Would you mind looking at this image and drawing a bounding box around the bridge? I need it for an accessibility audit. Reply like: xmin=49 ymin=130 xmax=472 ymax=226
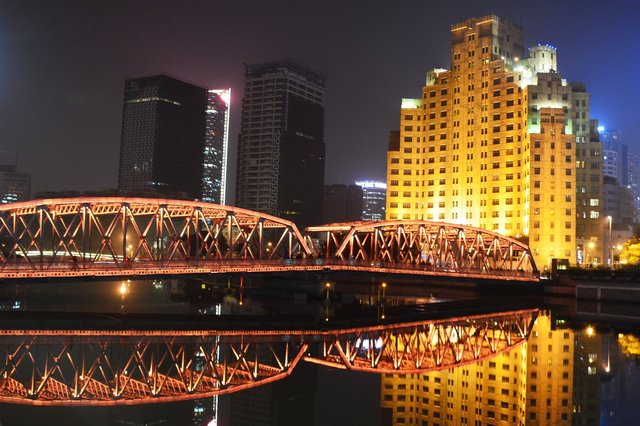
xmin=0 ymin=308 xmax=537 ymax=405
xmin=0 ymin=197 xmax=538 ymax=281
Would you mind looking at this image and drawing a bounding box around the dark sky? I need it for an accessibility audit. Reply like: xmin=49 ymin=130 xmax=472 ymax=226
xmin=2 ymin=0 xmax=639 ymax=201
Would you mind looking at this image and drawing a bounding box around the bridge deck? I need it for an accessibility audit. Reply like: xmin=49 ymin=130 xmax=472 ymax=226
xmin=0 ymin=259 xmax=538 ymax=282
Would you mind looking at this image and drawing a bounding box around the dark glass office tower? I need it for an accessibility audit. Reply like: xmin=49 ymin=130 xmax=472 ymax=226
xmin=118 ymin=75 xmax=207 ymax=199
xmin=236 ymin=60 xmax=326 ymax=229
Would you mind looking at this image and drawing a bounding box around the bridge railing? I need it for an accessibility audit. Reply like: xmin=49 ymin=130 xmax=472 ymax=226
xmin=0 ymin=256 xmax=539 ymax=280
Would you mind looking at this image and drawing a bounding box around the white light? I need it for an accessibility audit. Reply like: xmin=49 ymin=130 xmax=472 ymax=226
xmin=598 ymin=126 xmax=605 ymax=132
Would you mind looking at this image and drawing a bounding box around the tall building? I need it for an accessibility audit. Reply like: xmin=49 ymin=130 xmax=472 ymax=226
xmin=323 ymin=184 xmax=363 ymax=223
xmin=0 ymin=150 xmax=31 ymax=204
xmin=118 ymin=74 xmax=208 ymax=199
xmin=236 ymin=60 xmax=326 ymax=229
xmin=202 ymin=89 xmax=231 ymax=204
xmin=601 ymin=128 xmax=639 ymax=222
xmin=385 ymin=15 xmax=601 ymax=269
xmin=355 ymin=180 xmax=387 ymax=221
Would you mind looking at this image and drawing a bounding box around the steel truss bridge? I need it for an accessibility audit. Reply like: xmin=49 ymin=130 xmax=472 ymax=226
xmin=0 ymin=308 xmax=537 ymax=405
xmin=0 ymin=198 xmax=538 ymax=281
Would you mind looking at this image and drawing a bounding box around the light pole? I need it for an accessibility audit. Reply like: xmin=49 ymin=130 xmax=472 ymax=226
xmin=607 ymin=216 xmax=613 ymax=267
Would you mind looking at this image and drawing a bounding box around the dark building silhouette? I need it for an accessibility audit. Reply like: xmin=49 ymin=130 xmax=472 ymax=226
xmin=118 ymin=75 xmax=207 ymax=199
xmin=323 ymin=184 xmax=363 ymax=223
xmin=0 ymin=150 xmax=31 ymax=204
xmin=236 ymin=60 xmax=326 ymax=229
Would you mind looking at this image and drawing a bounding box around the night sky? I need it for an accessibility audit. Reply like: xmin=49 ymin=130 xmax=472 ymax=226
xmin=2 ymin=0 xmax=639 ymax=202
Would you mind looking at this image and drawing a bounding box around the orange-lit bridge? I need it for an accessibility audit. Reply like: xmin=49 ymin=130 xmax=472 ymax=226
xmin=0 ymin=307 xmax=537 ymax=405
xmin=0 ymin=197 xmax=538 ymax=281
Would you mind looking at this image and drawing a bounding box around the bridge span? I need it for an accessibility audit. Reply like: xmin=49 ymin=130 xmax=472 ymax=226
xmin=0 ymin=197 xmax=538 ymax=281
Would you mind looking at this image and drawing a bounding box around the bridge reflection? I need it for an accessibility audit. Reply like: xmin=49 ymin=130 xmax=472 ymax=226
xmin=0 ymin=308 xmax=537 ymax=405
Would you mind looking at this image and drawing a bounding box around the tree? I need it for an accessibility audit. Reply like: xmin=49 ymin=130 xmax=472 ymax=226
xmin=619 ymin=237 xmax=640 ymax=265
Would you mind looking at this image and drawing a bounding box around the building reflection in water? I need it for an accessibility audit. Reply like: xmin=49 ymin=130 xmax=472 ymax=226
xmin=380 ymin=311 xmax=604 ymax=425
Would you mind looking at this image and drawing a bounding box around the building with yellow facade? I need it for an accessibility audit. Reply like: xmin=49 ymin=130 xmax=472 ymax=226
xmin=386 ymin=15 xmax=603 ymax=269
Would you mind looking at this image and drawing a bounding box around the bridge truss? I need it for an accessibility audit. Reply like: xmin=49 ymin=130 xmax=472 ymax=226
xmin=0 ymin=198 xmax=537 ymax=281
xmin=0 ymin=309 xmax=537 ymax=405
xmin=0 ymin=197 xmax=311 ymax=278
xmin=305 ymin=220 xmax=537 ymax=279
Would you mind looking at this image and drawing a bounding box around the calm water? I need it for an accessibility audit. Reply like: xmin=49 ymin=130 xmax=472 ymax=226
xmin=0 ymin=276 xmax=638 ymax=426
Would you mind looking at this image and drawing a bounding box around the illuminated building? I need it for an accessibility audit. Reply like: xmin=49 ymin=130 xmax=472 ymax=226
xmin=380 ymin=312 xmax=574 ymax=425
xmin=601 ymin=128 xmax=639 ymax=222
xmin=202 ymin=89 xmax=231 ymax=205
xmin=356 ymin=180 xmax=387 ymax=221
xmin=236 ymin=59 xmax=326 ymax=229
xmin=0 ymin=150 xmax=30 ymax=204
xmin=385 ymin=15 xmax=601 ymax=268
xmin=323 ymin=184 xmax=363 ymax=223
xmin=118 ymin=74 xmax=207 ymax=199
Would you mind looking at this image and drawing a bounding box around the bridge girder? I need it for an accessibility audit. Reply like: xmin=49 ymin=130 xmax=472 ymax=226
xmin=0 ymin=197 xmax=311 ymax=270
xmin=305 ymin=220 xmax=538 ymax=275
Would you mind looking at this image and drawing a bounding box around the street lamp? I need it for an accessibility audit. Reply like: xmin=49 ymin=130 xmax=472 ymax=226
xmin=587 ymin=241 xmax=595 ymax=267
xmin=607 ymin=216 xmax=613 ymax=267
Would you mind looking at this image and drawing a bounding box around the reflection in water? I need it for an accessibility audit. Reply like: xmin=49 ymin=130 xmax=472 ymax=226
xmin=379 ymin=311 xmax=609 ymax=425
xmin=0 ymin=278 xmax=639 ymax=425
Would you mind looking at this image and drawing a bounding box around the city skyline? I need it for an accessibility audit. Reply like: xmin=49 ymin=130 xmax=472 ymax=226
xmin=2 ymin=1 xmax=638 ymax=201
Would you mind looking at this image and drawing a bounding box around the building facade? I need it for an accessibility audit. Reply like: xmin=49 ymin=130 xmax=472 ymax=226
xmin=202 ymin=89 xmax=231 ymax=204
xmin=236 ymin=60 xmax=326 ymax=229
xmin=0 ymin=150 xmax=31 ymax=204
xmin=385 ymin=15 xmax=602 ymax=269
xmin=356 ymin=180 xmax=387 ymax=221
xmin=118 ymin=74 xmax=208 ymax=199
xmin=323 ymin=184 xmax=363 ymax=224
xmin=601 ymin=128 xmax=639 ymax=223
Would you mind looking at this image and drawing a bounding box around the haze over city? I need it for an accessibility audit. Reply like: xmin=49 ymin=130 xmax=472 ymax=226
xmin=2 ymin=0 xmax=638 ymax=200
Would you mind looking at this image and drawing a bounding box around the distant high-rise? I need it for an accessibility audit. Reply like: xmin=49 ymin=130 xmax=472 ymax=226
xmin=323 ymin=184 xmax=363 ymax=223
xmin=355 ymin=180 xmax=387 ymax=221
xmin=118 ymin=74 xmax=207 ymax=199
xmin=202 ymin=89 xmax=231 ymax=204
xmin=601 ymin=128 xmax=639 ymax=221
xmin=0 ymin=150 xmax=30 ymax=204
xmin=236 ymin=60 xmax=326 ymax=229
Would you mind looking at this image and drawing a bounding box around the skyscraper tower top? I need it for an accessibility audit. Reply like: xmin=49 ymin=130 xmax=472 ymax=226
xmin=451 ymin=15 xmax=524 ymax=65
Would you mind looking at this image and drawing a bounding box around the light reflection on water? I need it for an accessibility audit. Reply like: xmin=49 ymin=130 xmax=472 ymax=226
xmin=0 ymin=277 xmax=638 ymax=426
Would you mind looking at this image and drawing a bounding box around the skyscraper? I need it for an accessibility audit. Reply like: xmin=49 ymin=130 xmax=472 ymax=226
xmin=118 ymin=74 xmax=207 ymax=199
xmin=0 ymin=150 xmax=30 ymax=204
xmin=601 ymin=128 xmax=639 ymax=222
xmin=355 ymin=180 xmax=387 ymax=221
xmin=385 ymin=15 xmax=601 ymax=269
xmin=202 ymin=89 xmax=231 ymax=204
xmin=323 ymin=184 xmax=363 ymax=223
xmin=236 ymin=60 xmax=326 ymax=229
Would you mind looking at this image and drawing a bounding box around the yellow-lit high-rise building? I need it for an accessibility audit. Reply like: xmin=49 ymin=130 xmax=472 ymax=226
xmin=386 ymin=15 xmax=602 ymax=269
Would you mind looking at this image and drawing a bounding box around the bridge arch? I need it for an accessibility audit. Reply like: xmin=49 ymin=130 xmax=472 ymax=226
xmin=0 ymin=197 xmax=311 ymax=272
xmin=305 ymin=220 xmax=538 ymax=276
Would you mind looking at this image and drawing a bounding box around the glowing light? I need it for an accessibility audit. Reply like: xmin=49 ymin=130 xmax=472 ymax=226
xmin=597 ymin=125 xmax=605 ymax=132
xmin=119 ymin=282 xmax=128 ymax=296
xmin=355 ymin=180 xmax=387 ymax=189
xmin=585 ymin=326 xmax=595 ymax=337
xmin=401 ymin=98 xmax=421 ymax=109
